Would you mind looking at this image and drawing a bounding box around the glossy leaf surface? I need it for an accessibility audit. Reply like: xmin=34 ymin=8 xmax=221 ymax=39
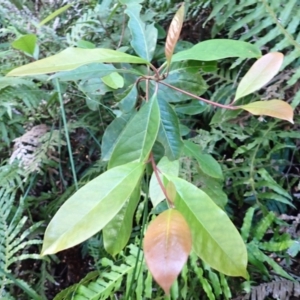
xmin=103 ymin=185 xmax=140 ymax=256
xmin=175 ymin=100 xmax=206 ymax=115
xmin=155 ymin=61 xmax=208 ymax=103
xmin=118 ymin=84 xmax=138 ymax=113
xmin=164 ymin=176 xmax=248 ymax=277
xmin=101 ymin=112 xmax=135 ymax=161
xmin=108 ymin=94 xmax=160 ymax=168
xmin=144 ymin=209 xmax=192 ymax=295
xmin=234 ymin=52 xmax=284 ymax=102
xmin=125 ymin=3 xmax=157 ymax=61
xmin=50 ymin=63 xmax=116 ymax=81
xmin=101 ymin=72 xmax=124 ymax=89
xmin=239 ymin=99 xmax=294 ymax=123
xmin=149 ymin=156 xmax=179 ymax=207
xmin=157 ymin=98 xmax=183 ymax=160
xmin=41 ymin=162 xmax=144 ymax=255
xmin=7 ymin=47 xmax=148 ymax=76
xmin=165 ymin=3 xmax=185 ymax=65
xmin=183 ymin=141 xmax=223 ymax=179
xmin=172 ymin=39 xmax=261 ymax=62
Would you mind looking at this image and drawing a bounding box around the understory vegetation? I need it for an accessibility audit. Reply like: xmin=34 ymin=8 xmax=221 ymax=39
xmin=0 ymin=0 xmax=300 ymax=299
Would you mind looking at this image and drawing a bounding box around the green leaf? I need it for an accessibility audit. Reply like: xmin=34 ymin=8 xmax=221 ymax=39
xmin=165 ymin=3 xmax=185 ymax=65
xmin=156 ymin=61 xmax=208 ymax=103
xmin=175 ymin=100 xmax=207 ymax=115
xmin=144 ymin=209 xmax=192 ymax=295
xmin=101 ymin=72 xmax=124 ymax=89
xmin=183 ymin=141 xmax=223 ymax=179
xmin=239 ymin=99 xmax=294 ymax=123
xmin=240 ymin=207 xmax=255 ymax=242
xmin=157 ymin=98 xmax=183 ymax=160
xmin=149 ymin=156 xmax=179 ymax=207
xmin=198 ymin=175 xmax=227 ymax=209
xmin=41 ymin=162 xmax=144 ymax=255
xmin=165 ymin=176 xmax=248 ymax=278
xmin=7 ymin=47 xmax=149 ymax=77
xmin=11 ymin=34 xmax=38 ymax=58
xmin=103 ymin=184 xmax=140 ymax=256
xmin=39 ymin=3 xmax=72 ymax=26
xmin=0 ymin=77 xmax=35 ymax=89
xmin=125 ymin=3 xmax=157 ymax=62
xmin=108 ymin=94 xmax=160 ymax=168
xmin=118 ymin=84 xmax=138 ymax=113
xmin=50 ymin=63 xmax=117 ymax=81
xmin=234 ymin=52 xmax=284 ymax=102
xmin=172 ymin=39 xmax=261 ymax=62
xmin=101 ymin=112 xmax=135 ymax=161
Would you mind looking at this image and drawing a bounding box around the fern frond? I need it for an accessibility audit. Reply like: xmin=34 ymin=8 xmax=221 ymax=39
xmin=254 ymin=212 xmax=275 ymax=241
xmin=245 ymin=279 xmax=300 ymax=300
xmin=0 ymin=162 xmax=24 ymax=192
xmin=190 ymin=252 xmax=215 ymax=300
xmin=241 ymin=207 xmax=255 ymax=242
xmin=55 ymin=244 xmax=149 ymax=300
xmin=0 ymin=188 xmax=43 ymax=294
xmin=10 ymin=125 xmax=66 ymax=176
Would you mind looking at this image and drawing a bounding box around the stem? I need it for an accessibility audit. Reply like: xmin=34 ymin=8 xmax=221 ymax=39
xmin=54 ymin=79 xmax=78 ymax=191
xmin=149 ymin=63 xmax=160 ymax=79
xmin=150 ymin=153 xmax=174 ymax=208
xmin=159 ymin=81 xmax=240 ymax=110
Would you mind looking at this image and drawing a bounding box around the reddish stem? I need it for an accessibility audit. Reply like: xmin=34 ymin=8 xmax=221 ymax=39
xmin=149 ymin=153 xmax=174 ymax=208
xmin=159 ymin=81 xmax=240 ymax=110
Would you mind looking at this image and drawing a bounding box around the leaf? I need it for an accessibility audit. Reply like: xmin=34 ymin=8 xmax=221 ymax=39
xmin=234 ymin=52 xmax=284 ymax=102
xmin=125 ymin=3 xmax=157 ymax=61
xmin=157 ymin=98 xmax=183 ymax=160
xmin=39 ymin=3 xmax=72 ymax=26
xmin=149 ymin=156 xmax=179 ymax=208
xmin=7 ymin=47 xmax=149 ymax=77
xmin=144 ymin=209 xmax=192 ymax=295
xmin=103 ymin=184 xmax=140 ymax=256
xmin=155 ymin=61 xmax=208 ymax=103
xmin=0 ymin=77 xmax=35 ymax=89
xmin=175 ymin=100 xmax=207 ymax=115
xmin=183 ymin=141 xmax=223 ymax=179
xmin=165 ymin=3 xmax=185 ymax=65
xmin=166 ymin=181 xmax=177 ymax=204
xmin=108 ymin=94 xmax=160 ymax=168
xmin=118 ymin=84 xmax=138 ymax=113
xmin=11 ymin=34 xmax=38 ymax=58
xmin=172 ymin=39 xmax=261 ymax=62
xmin=198 ymin=175 xmax=228 ymax=209
xmin=41 ymin=162 xmax=144 ymax=255
xmin=239 ymin=99 xmax=294 ymax=123
xmin=50 ymin=63 xmax=117 ymax=81
xmin=101 ymin=72 xmax=124 ymax=89
xmin=101 ymin=112 xmax=135 ymax=161
xmin=164 ymin=176 xmax=248 ymax=278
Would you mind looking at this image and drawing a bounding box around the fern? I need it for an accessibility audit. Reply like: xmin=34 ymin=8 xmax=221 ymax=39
xmin=199 ymin=0 xmax=300 ymax=107
xmin=0 ymin=188 xmax=43 ymax=298
xmin=241 ymin=208 xmax=296 ymax=281
xmin=10 ymin=125 xmax=66 ymax=177
xmin=242 ymin=279 xmax=300 ymax=300
xmin=54 ymin=244 xmax=152 ymax=300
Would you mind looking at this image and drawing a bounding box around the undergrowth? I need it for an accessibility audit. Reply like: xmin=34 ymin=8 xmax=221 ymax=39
xmin=0 ymin=0 xmax=299 ymax=299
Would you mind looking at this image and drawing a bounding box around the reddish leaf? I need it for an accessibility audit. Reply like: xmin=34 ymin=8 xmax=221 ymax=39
xmin=239 ymin=99 xmax=294 ymax=123
xmin=165 ymin=3 xmax=185 ymax=65
xmin=144 ymin=209 xmax=192 ymax=295
xmin=234 ymin=52 xmax=284 ymax=102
